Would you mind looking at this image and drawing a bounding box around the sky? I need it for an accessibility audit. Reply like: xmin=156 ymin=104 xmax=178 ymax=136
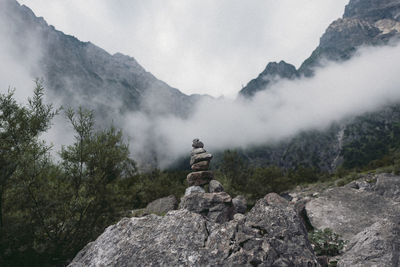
xmin=17 ymin=0 xmax=349 ymax=97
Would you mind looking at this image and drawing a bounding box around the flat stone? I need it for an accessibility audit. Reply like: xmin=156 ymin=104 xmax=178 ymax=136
xmin=191 ymin=160 xmax=209 ymax=171
xmin=209 ymin=180 xmax=224 ymax=193
xmin=191 ymin=148 xmax=206 ymax=156
xmin=190 ymin=153 xmax=213 ymax=165
xmin=187 ymin=171 xmax=213 ymax=186
xmin=184 ymin=186 xmax=205 ymax=196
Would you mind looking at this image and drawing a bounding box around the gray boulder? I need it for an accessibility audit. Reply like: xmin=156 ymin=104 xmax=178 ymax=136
xmin=338 ymin=219 xmax=400 ymax=267
xmin=209 ymin=179 xmax=224 ymax=193
xmin=145 ymin=195 xmax=178 ymax=215
xmin=69 ymin=193 xmax=319 ymax=266
xmin=305 ymin=185 xmax=400 ymax=240
xmin=179 ymin=192 xmax=234 ymax=223
xmin=184 ymin=185 xmax=205 ymax=196
xmin=232 ymin=195 xmax=247 ymax=214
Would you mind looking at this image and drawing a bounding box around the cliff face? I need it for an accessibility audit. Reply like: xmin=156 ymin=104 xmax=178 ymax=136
xmin=299 ymin=0 xmax=400 ymax=75
xmin=0 ymin=0 xmax=199 ymax=120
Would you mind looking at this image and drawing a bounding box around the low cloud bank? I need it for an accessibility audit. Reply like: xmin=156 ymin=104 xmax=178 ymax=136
xmin=124 ymin=44 xmax=400 ymax=167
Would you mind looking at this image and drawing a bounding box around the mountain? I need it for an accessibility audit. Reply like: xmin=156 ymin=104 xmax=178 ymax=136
xmin=239 ymin=61 xmax=298 ymax=98
xmin=0 ymin=0 xmax=200 ymax=121
xmin=234 ymin=0 xmax=400 ymax=172
xmin=239 ymin=0 xmax=400 ymax=97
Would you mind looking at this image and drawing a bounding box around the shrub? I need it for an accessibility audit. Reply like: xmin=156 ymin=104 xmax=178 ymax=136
xmin=308 ymin=228 xmax=346 ymax=256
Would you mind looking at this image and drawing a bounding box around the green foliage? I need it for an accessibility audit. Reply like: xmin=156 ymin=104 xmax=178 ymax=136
xmin=341 ymin=109 xmax=400 ymax=169
xmin=216 ymin=150 xmax=322 ymax=206
xmin=309 ymin=228 xmax=346 ymax=256
xmin=0 ymin=82 xmax=192 ymax=266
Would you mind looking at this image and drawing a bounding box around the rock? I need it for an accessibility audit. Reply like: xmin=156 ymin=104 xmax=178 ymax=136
xmin=186 ymin=171 xmax=213 ymax=186
xmin=306 ymin=187 xmax=400 ymax=240
xmin=69 ymin=194 xmax=319 ymax=266
xmin=189 ymin=153 xmax=213 ymax=165
xmin=191 ymin=147 xmax=206 ymax=156
xmin=184 ymin=186 xmax=205 ymax=196
xmin=373 ymin=173 xmax=400 ymax=202
xmin=191 ymin=160 xmax=209 ymax=171
xmin=338 ymin=219 xmax=400 ymax=267
xmin=344 ymin=0 xmax=400 ymax=22
xmin=192 ymin=138 xmax=204 ymax=148
xmin=305 ymin=186 xmax=400 ymax=241
xmin=145 ymin=195 xmax=178 ymax=215
xmin=209 ymin=179 xmax=224 ymax=193
xmin=232 ymin=195 xmax=247 ymax=214
xmin=180 ymin=192 xmax=234 ymax=223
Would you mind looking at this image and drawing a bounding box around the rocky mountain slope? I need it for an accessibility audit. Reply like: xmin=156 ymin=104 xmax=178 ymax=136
xmin=0 ymin=0 xmax=200 ymax=120
xmin=235 ymin=0 xmax=400 ymax=172
xmin=240 ymin=0 xmax=400 ymax=97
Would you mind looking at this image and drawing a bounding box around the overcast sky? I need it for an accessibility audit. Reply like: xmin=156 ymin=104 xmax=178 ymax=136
xmin=18 ymin=0 xmax=348 ymax=97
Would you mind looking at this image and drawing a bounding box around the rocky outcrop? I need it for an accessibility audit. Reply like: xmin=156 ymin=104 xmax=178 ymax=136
xmin=338 ymin=219 xmax=400 ymax=267
xmin=305 ymin=185 xmax=399 ymax=240
xmin=69 ymin=193 xmax=319 ymax=266
xmin=304 ymin=173 xmax=400 ymax=265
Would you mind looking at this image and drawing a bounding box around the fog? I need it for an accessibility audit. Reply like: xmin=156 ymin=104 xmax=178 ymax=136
xmin=124 ymin=44 xmax=400 ymax=167
xmin=2 ymin=1 xmax=400 ymax=168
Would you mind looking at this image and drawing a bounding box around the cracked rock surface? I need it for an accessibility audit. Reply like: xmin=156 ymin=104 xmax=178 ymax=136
xmin=69 ymin=193 xmax=319 ymax=266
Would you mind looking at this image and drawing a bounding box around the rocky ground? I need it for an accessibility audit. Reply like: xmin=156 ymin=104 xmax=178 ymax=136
xmin=291 ymin=172 xmax=400 ymax=266
xmin=69 ymin=172 xmax=400 ymax=266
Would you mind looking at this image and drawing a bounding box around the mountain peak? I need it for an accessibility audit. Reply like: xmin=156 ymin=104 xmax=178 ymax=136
xmin=344 ymin=0 xmax=400 ymax=21
xmin=239 ymin=60 xmax=298 ymax=98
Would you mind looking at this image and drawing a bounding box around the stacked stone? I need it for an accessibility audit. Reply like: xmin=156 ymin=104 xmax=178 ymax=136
xmin=181 ymin=139 xmax=247 ymax=222
xmin=187 ymin=138 xmax=214 ymax=187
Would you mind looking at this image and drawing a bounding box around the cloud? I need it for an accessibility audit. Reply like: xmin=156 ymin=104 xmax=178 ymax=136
xmin=123 ymin=43 xmax=400 ymax=167
xmin=17 ymin=0 xmax=348 ymax=97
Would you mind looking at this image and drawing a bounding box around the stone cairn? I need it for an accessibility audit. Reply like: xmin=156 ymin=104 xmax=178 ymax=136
xmin=181 ymin=138 xmax=246 ymax=221
xmin=187 ymin=138 xmax=214 ymax=188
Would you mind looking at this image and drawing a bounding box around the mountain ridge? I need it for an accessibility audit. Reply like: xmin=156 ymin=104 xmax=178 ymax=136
xmin=1 ymin=0 xmax=202 ymax=121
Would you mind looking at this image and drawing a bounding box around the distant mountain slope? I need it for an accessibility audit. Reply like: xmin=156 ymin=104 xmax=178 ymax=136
xmin=239 ymin=0 xmax=400 ymax=97
xmin=1 ymin=0 xmax=200 ymax=120
xmin=236 ymin=0 xmax=400 ymax=171
xmin=239 ymin=61 xmax=298 ymax=98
